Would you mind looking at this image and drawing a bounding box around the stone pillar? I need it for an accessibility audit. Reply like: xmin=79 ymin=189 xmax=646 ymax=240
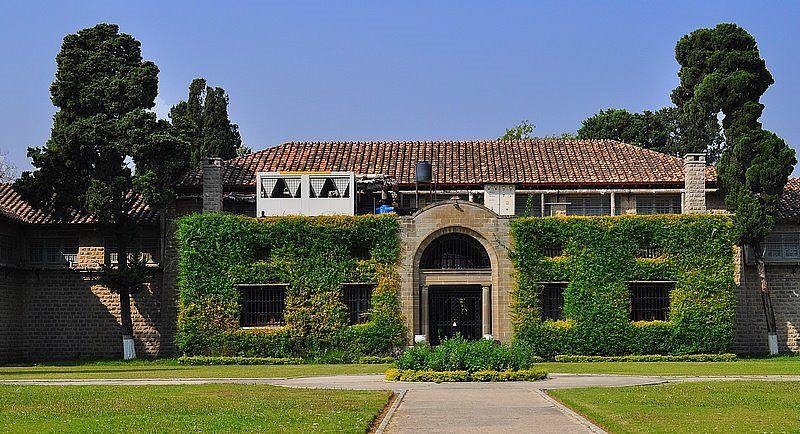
xmin=683 ymin=153 xmax=707 ymax=213
xmin=202 ymin=157 xmax=223 ymax=212
xmin=482 ymin=285 xmax=492 ymax=337
xmin=420 ymin=285 xmax=429 ymax=339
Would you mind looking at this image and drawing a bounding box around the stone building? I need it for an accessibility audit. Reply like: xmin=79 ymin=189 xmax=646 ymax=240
xmin=1 ymin=139 xmax=798 ymax=360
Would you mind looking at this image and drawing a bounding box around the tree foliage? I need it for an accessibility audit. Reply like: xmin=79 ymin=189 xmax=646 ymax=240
xmin=500 ymin=120 xmax=535 ymax=141
xmin=577 ymin=107 xmax=724 ymax=163
xmin=170 ymin=78 xmax=247 ymax=166
xmin=14 ymin=23 xmax=189 ymax=357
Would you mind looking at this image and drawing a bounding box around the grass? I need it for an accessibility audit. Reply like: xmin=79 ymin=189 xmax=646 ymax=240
xmin=538 ymin=354 xmax=800 ymax=376
xmin=0 ymin=383 xmax=390 ymax=433
xmin=548 ymin=380 xmax=800 ymax=433
xmin=0 ymin=359 xmax=389 ymax=380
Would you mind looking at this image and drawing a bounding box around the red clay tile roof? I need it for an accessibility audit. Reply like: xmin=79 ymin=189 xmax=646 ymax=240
xmin=0 ymin=184 xmax=157 ymax=225
xmin=778 ymin=178 xmax=800 ymax=222
xmin=180 ymin=139 xmax=717 ymax=189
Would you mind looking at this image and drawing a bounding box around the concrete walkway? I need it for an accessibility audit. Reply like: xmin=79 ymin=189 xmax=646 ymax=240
xmin=3 ymin=374 xmax=799 ymax=433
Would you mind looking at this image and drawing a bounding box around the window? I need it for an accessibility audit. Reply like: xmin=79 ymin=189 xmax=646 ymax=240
xmin=637 ymin=245 xmax=661 ymax=259
xmin=0 ymin=235 xmax=13 ymax=263
xmin=30 ymin=238 xmax=77 ymax=266
xmin=759 ymin=233 xmax=800 ymax=262
xmin=261 ymin=176 xmax=301 ymax=198
xmin=542 ymin=244 xmax=564 ymax=257
xmin=566 ymin=196 xmax=611 ymax=216
xmin=239 ymin=284 xmax=287 ymax=327
xmin=342 ymin=283 xmax=373 ymax=325
xmin=636 ymin=195 xmax=681 ymax=215
xmin=515 ymin=194 xmax=542 ymax=217
xmin=628 ymin=282 xmax=673 ymax=321
xmin=310 ymin=176 xmax=350 ymax=198
xmin=420 ymin=233 xmax=490 ymax=270
xmin=105 ymin=238 xmax=160 ymax=265
xmin=541 ymin=283 xmax=566 ymax=321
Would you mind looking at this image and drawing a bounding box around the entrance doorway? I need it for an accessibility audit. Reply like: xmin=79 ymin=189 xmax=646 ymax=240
xmin=428 ymin=285 xmax=483 ymax=345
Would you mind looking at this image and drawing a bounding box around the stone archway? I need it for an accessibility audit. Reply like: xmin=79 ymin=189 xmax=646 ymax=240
xmin=398 ymin=199 xmax=514 ymax=344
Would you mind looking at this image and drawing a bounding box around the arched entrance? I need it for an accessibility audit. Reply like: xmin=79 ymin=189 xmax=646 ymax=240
xmin=418 ymin=231 xmax=492 ymax=344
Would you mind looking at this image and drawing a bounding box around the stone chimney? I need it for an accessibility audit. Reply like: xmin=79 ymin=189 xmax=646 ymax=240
xmin=683 ymin=153 xmax=706 ymax=214
xmin=202 ymin=157 xmax=223 ymax=212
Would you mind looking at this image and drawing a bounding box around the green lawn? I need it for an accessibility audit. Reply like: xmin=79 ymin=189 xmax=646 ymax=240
xmin=548 ymin=380 xmax=800 ymax=433
xmin=539 ymin=355 xmax=800 ymax=376
xmin=0 ymin=359 xmax=389 ymax=380
xmin=0 ymin=384 xmax=391 ymax=433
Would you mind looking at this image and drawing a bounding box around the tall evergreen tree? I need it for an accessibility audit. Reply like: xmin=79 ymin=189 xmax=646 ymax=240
xmin=673 ymin=23 xmax=796 ymax=353
xmin=15 ymin=24 xmax=188 ymax=359
xmin=170 ymin=78 xmax=246 ymax=166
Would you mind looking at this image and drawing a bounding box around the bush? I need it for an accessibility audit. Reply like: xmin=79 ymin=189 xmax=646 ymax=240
xmin=175 ymin=213 xmax=407 ymax=359
xmin=552 ymin=353 xmax=737 ymax=363
xmin=510 ymin=215 xmax=736 ymax=356
xmin=178 ymin=356 xmax=303 ymax=365
xmin=358 ymin=356 xmax=395 ymax=364
xmin=395 ymin=337 xmax=538 ymax=372
xmin=385 ymin=368 xmax=548 ymax=382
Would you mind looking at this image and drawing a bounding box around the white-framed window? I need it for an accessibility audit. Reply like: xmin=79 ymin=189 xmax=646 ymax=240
xmin=636 ymin=195 xmax=681 ymax=215
xmin=29 ymin=238 xmax=78 ymax=266
xmin=566 ymin=195 xmax=611 ymax=216
xmin=105 ymin=238 xmax=161 ymax=265
xmin=309 ymin=175 xmax=350 ymax=198
xmin=261 ymin=176 xmax=301 ymax=199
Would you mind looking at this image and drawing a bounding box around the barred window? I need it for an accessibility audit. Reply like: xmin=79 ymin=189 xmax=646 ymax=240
xmin=759 ymin=233 xmax=800 ymax=262
xmin=515 ymin=194 xmax=542 ymax=217
xmin=636 ymin=195 xmax=681 ymax=215
xmin=342 ymin=283 xmax=373 ymax=325
xmin=30 ymin=238 xmax=77 ymax=265
xmin=420 ymin=233 xmax=490 ymax=270
xmin=105 ymin=238 xmax=161 ymax=265
xmin=541 ymin=282 xmax=566 ymax=321
xmin=628 ymin=282 xmax=673 ymax=321
xmin=542 ymin=245 xmax=564 ymax=257
xmin=239 ymin=284 xmax=287 ymax=327
xmin=0 ymin=235 xmax=13 ymax=263
xmin=566 ymin=196 xmax=611 ymax=216
xmin=637 ymin=245 xmax=661 ymax=259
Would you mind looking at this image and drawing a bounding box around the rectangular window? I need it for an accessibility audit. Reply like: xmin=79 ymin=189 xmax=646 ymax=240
xmin=628 ymin=282 xmax=673 ymax=321
xmin=566 ymin=195 xmax=611 ymax=216
xmin=515 ymin=194 xmax=542 ymax=217
xmin=0 ymin=235 xmax=13 ymax=263
xmin=637 ymin=245 xmax=661 ymax=259
xmin=238 ymin=284 xmax=287 ymax=327
xmin=759 ymin=233 xmax=800 ymax=262
xmin=29 ymin=238 xmax=77 ymax=265
xmin=342 ymin=283 xmax=374 ymax=325
xmin=105 ymin=238 xmax=161 ymax=265
xmin=541 ymin=282 xmax=566 ymax=321
xmin=636 ymin=195 xmax=682 ymax=215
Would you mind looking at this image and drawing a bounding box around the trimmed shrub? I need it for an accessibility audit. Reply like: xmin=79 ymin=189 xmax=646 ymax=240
xmin=175 ymin=213 xmax=407 ymax=359
xmin=510 ymin=215 xmax=736 ymax=356
xmin=395 ymin=337 xmax=538 ymax=372
xmin=553 ymin=353 xmax=737 ymax=362
xmin=385 ymin=368 xmax=548 ymax=382
xmin=177 ymin=356 xmax=303 ymax=365
xmin=358 ymin=356 xmax=395 ymax=364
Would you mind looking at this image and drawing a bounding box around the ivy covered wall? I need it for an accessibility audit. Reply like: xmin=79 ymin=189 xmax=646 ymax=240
xmin=175 ymin=213 xmax=406 ymax=360
xmin=510 ymin=215 xmax=736 ymax=356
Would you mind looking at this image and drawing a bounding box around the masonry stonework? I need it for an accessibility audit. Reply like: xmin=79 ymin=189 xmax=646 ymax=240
xmin=683 ymin=153 xmax=707 ymax=213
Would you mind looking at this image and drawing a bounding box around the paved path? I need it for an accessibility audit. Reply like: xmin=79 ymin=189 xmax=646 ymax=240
xmin=3 ymin=374 xmax=800 ymax=433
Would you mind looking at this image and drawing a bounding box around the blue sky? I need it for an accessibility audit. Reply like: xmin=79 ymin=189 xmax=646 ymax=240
xmin=1 ymin=1 xmax=798 ymax=174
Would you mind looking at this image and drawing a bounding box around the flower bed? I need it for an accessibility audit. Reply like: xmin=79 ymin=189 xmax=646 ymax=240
xmin=385 ymin=368 xmax=548 ymax=383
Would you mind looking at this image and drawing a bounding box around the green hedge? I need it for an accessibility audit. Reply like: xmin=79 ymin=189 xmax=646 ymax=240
xmin=385 ymin=368 xmax=548 ymax=382
xmin=511 ymin=215 xmax=736 ymax=357
xmin=552 ymin=353 xmax=737 ymax=362
xmin=175 ymin=213 xmax=407 ymax=360
xmin=395 ymin=337 xmax=538 ymax=372
xmin=177 ymin=356 xmax=304 ymax=365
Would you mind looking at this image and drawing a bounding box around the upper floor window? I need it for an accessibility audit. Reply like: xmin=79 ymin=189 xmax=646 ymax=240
xmin=342 ymin=283 xmax=374 ymax=325
xmin=541 ymin=282 xmax=566 ymax=321
xmin=628 ymin=282 xmax=673 ymax=321
xmin=238 ymin=284 xmax=287 ymax=327
xmin=310 ymin=175 xmax=350 ymax=198
xmin=757 ymin=233 xmax=800 ymax=262
xmin=567 ymin=196 xmax=611 ymax=216
xmin=0 ymin=234 xmax=13 ymax=263
xmin=420 ymin=233 xmax=490 ymax=270
xmin=30 ymin=238 xmax=78 ymax=266
xmin=105 ymin=238 xmax=160 ymax=265
xmin=636 ymin=195 xmax=681 ymax=215
xmin=515 ymin=194 xmax=542 ymax=217
xmin=261 ymin=176 xmax=301 ymax=199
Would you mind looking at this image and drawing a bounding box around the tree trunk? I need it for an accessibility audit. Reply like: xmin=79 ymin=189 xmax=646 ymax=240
xmin=752 ymin=241 xmax=779 ymax=355
xmin=117 ymin=230 xmax=137 ymax=360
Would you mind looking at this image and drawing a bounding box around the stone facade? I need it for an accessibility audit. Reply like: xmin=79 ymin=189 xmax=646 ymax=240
xmin=684 ymin=153 xmax=707 ymax=213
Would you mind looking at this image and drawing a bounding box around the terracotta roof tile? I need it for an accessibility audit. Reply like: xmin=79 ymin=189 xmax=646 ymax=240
xmin=181 ymin=139 xmax=717 ymax=188
xmin=778 ymin=178 xmax=800 ymax=222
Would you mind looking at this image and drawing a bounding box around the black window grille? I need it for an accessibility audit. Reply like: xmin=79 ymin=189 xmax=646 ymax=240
xmin=239 ymin=284 xmax=287 ymax=327
xmin=541 ymin=283 xmax=566 ymax=320
xmin=420 ymin=233 xmax=490 ymax=270
xmin=628 ymin=282 xmax=673 ymax=321
xmin=105 ymin=238 xmax=161 ymax=265
xmin=636 ymin=195 xmax=681 ymax=215
xmin=342 ymin=283 xmax=373 ymax=325
xmin=542 ymin=245 xmax=564 ymax=257
xmin=30 ymin=238 xmax=78 ymax=265
xmin=637 ymin=245 xmax=661 ymax=259
xmin=515 ymin=194 xmax=542 ymax=217
xmin=566 ymin=195 xmax=611 ymax=216
xmin=349 ymin=241 xmax=371 ymax=260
